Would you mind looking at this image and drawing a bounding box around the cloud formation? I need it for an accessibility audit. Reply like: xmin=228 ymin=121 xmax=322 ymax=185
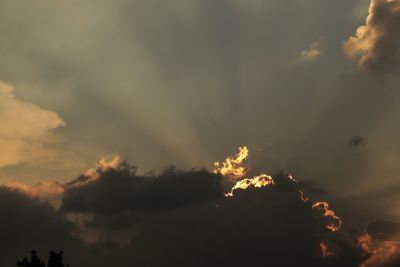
xmin=130 ymin=174 xmax=324 ymax=267
xmin=0 ymin=81 xmax=65 ymax=168
xmin=61 ymin=157 xmax=223 ymax=228
xmin=0 ymin=148 xmax=399 ymax=266
xmin=343 ymin=0 xmax=400 ymax=72
xmin=57 ymin=151 xmax=390 ymax=266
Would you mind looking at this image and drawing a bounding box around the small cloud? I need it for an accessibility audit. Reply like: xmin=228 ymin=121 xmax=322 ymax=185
xmin=347 ymin=135 xmax=368 ymax=148
xmin=300 ymin=36 xmax=325 ymax=61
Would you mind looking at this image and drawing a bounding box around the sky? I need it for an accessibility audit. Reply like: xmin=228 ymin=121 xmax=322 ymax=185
xmin=1 ymin=0 xmax=400 ymax=266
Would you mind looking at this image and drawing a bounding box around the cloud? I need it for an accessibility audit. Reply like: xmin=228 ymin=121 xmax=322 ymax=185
xmin=0 ymin=0 xmax=397 ymax=196
xmin=0 ymin=186 xmax=80 ymax=266
xmin=343 ymin=0 xmax=400 ymax=72
xmin=3 ymin=181 xmax=64 ymax=198
xmin=0 ymin=149 xmax=398 ymax=266
xmin=130 ymin=177 xmax=322 ymax=266
xmin=347 ymin=135 xmax=368 ymax=148
xmin=357 ymin=233 xmax=399 ymax=267
xmin=213 ymin=146 xmax=249 ymax=180
xmin=61 ymin=157 xmax=223 ymax=219
xmin=3 ymin=181 xmax=65 ymax=207
xmin=57 ymin=155 xmax=367 ymax=266
xmin=300 ymin=37 xmax=325 ymax=61
xmin=126 ymin=171 xmax=372 ymax=267
xmin=0 ymin=80 xmax=65 ymax=168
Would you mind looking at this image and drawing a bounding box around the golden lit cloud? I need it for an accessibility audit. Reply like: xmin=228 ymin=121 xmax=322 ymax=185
xmin=312 ymin=201 xmax=342 ymax=232
xmin=3 ymin=181 xmax=64 ymax=198
xmin=76 ymin=155 xmax=122 ymax=187
xmin=343 ymin=0 xmax=400 ymax=72
xmin=0 ymin=81 xmax=65 ymax=168
xmin=225 ymin=173 xmax=274 ymax=197
xmin=1 ymin=155 xmax=123 ymax=207
xmin=215 ymin=146 xmax=275 ymax=196
xmin=319 ymin=241 xmax=334 ymax=258
xmin=213 ymin=146 xmax=249 ymax=180
xmin=3 ymin=181 xmax=64 ymax=207
xmin=358 ymin=233 xmax=399 ymax=267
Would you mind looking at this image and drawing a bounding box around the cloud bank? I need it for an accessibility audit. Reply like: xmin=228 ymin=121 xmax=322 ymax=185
xmin=1 ymin=148 xmax=399 ymax=266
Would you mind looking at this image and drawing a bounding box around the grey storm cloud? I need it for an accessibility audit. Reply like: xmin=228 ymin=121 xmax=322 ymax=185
xmin=344 ymin=0 xmax=400 ymax=73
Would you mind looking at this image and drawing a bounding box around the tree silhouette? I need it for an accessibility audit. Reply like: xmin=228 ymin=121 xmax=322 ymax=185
xmin=47 ymin=251 xmax=69 ymax=267
xmin=16 ymin=251 xmax=69 ymax=267
xmin=16 ymin=251 xmax=45 ymax=267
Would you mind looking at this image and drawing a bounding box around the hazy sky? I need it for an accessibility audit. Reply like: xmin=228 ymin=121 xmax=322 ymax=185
xmin=2 ymin=0 xmax=400 ymax=266
xmin=2 ymin=0 xmax=399 ymax=195
xmin=0 ymin=0 xmax=376 ymax=186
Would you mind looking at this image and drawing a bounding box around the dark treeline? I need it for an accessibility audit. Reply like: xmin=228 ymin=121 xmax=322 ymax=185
xmin=16 ymin=251 xmax=69 ymax=267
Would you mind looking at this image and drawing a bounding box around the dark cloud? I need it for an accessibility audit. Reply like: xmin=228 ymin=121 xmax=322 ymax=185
xmin=116 ymin=172 xmax=372 ymax=267
xmin=61 ymin=160 xmax=224 ymax=233
xmin=62 ymin=162 xmax=223 ymax=217
xmin=347 ymin=135 xmax=368 ymax=148
xmin=130 ymin=182 xmax=322 ymax=266
xmin=0 ymin=186 xmax=81 ymax=266
xmin=59 ymin=162 xmax=370 ymax=266
xmin=344 ymin=0 xmax=400 ymax=73
xmin=0 ymin=158 xmax=396 ymax=266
